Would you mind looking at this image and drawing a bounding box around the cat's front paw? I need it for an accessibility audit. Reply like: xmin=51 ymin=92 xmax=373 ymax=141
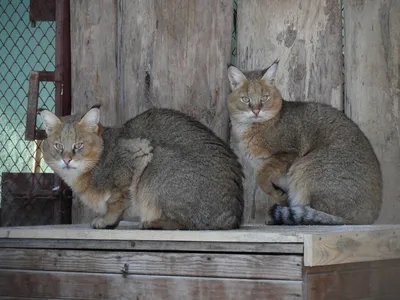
xmin=91 ymin=217 xmax=118 ymax=229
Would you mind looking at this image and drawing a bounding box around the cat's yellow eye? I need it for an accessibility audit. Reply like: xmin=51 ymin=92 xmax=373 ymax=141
xmin=261 ymin=95 xmax=270 ymax=103
xmin=73 ymin=143 xmax=84 ymax=151
xmin=241 ymin=97 xmax=250 ymax=104
xmin=54 ymin=142 xmax=64 ymax=151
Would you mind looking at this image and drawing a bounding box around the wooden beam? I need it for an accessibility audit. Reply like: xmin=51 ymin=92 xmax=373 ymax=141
xmin=303 ymin=228 xmax=400 ymax=266
xmin=0 ymin=270 xmax=303 ymax=299
xmin=0 ymin=239 xmax=304 ymax=254
xmin=0 ymin=249 xmax=302 ymax=280
xmin=0 ymin=226 xmax=303 ymax=243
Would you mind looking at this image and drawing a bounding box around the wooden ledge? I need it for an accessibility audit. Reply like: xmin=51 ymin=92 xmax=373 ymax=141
xmin=1 ymin=223 xmax=400 ymax=267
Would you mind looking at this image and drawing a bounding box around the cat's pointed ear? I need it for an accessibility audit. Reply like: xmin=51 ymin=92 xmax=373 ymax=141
xmin=228 ymin=66 xmax=247 ymax=90
xmin=262 ymin=59 xmax=279 ymax=83
xmin=79 ymin=107 xmax=100 ymax=133
xmin=39 ymin=109 xmax=61 ymax=135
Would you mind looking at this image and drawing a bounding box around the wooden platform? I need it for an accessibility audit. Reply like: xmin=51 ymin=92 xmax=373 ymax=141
xmin=0 ymin=223 xmax=400 ymax=299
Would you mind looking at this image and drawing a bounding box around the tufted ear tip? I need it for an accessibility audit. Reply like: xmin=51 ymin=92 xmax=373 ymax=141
xmin=262 ymin=59 xmax=280 ymax=83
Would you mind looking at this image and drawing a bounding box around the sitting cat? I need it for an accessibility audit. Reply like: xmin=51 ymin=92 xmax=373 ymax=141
xmin=227 ymin=60 xmax=382 ymax=225
xmin=40 ymin=106 xmax=244 ymax=230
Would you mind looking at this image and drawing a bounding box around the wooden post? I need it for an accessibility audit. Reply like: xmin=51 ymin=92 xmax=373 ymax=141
xmin=236 ymin=0 xmax=343 ymax=224
xmin=344 ymin=0 xmax=400 ymax=223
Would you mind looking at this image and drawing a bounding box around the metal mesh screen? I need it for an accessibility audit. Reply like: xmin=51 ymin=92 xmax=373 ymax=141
xmin=0 ymin=0 xmax=57 ymax=226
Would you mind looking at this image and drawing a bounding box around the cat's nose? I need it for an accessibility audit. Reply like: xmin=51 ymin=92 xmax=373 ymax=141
xmin=252 ymin=109 xmax=260 ymax=116
xmin=63 ymin=157 xmax=72 ymax=166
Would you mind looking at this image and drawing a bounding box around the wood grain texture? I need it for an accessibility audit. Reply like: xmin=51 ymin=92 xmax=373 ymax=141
xmin=0 ymin=249 xmax=302 ymax=280
xmin=70 ymin=0 xmax=118 ymax=125
xmin=0 ymin=270 xmax=303 ymax=300
xmin=305 ymin=259 xmax=400 ymax=300
xmin=119 ymin=0 xmax=233 ymax=140
xmin=2 ymin=223 xmax=400 ymax=244
xmin=0 ymin=239 xmax=304 ymax=254
xmin=235 ymin=0 xmax=343 ymax=224
xmin=303 ymin=228 xmax=400 ymax=266
xmin=0 ymin=226 xmax=304 ymax=243
xmin=344 ymin=0 xmax=400 ymax=224
xmin=70 ymin=0 xmax=119 ymax=224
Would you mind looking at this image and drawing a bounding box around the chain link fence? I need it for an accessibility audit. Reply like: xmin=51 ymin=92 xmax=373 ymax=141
xmin=0 ymin=0 xmax=58 ymax=226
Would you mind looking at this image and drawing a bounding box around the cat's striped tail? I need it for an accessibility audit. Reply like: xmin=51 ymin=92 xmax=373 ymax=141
xmin=269 ymin=204 xmax=345 ymax=225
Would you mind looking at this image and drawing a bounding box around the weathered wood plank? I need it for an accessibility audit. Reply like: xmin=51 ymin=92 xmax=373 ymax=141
xmin=119 ymin=0 xmax=233 ymax=140
xmin=0 ymin=227 xmax=303 ymax=243
xmin=305 ymin=259 xmax=400 ymax=300
xmin=70 ymin=0 xmax=119 ymax=224
xmin=0 ymin=239 xmax=304 ymax=254
xmin=303 ymin=228 xmax=400 ymax=266
xmin=70 ymin=0 xmax=118 ymax=125
xmin=235 ymin=0 xmax=343 ymax=224
xmin=0 ymin=270 xmax=303 ymax=300
xmin=2 ymin=224 xmax=400 ymax=244
xmin=344 ymin=0 xmax=400 ymax=224
xmin=237 ymin=0 xmax=343 ymax=107
xmin=0 ymin=249 xmax=302 ymax=280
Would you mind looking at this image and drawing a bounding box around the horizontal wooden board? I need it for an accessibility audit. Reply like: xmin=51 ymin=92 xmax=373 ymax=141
xmin=2 ymin=223 xmax=400 ymax=244
xmin=0 ymin=249 xmax=302 ymax=280
xmin=0 ymin=239 xmax=303 ymax=254
xmin=0 ymin=270 xmax=303 ymax=300
xmin=0 ymin=227 xmax=302 ymax=243
xmin=304 ymin=228 xmax=400 ymax=266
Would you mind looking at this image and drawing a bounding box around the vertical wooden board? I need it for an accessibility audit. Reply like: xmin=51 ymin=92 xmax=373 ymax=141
xmin=119 ymin=0 xmax=233 ymax=140
xmin=344 ymin=0 xmax=400 ymax=223
xmin=70 ymin=0 xmax=119 ymax=224
xmin=235 ymin=0 xmax=343 ymax=224
xmin=70 ymin=0 xmax=118 ymax=126
xmin=237 ymin=0 xmax=343 ymax=108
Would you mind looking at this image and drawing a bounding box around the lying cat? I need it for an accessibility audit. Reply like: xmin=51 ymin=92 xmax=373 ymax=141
xmin=227 ymin=60 xmax=382 ymax=225
xmin=40 ymin=106 xmax=243 ymax=230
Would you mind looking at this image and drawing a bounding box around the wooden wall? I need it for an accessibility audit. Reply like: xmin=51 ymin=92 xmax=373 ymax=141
xmin=236 ymin=0 xmax=343 ymax=223
xmin=70 ymin=0 xmax=400 ymax=224
xmin=70 ymin=0 xmax=233 ymax=223
xmin=344 ymin=0 xmax=400 ymax=223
